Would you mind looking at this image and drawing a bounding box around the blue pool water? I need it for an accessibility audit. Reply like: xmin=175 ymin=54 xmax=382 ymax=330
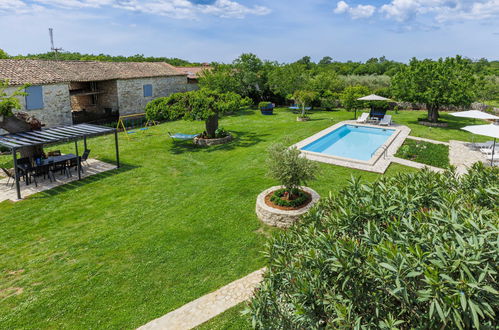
xmin=301 ymin=125 xmax=395 ymax=161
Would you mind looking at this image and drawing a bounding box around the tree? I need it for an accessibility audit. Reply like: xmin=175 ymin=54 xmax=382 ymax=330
xmin=232 ymin=53 xmax=265 ymax=101
xmin=266 ymin=142 xmax=318 ymax=197
xmin=292 ymin=90 xmax=318 ymax=118
xmin=198 ymin=64 xmax=242 ymax=95
xmin=339 ymin=85 xmax=370 ymax=119
xmin=318 ymin=56 xmax=333 ymax=66
xmin=0 ymin=49 xmax=9 ymax=59
xmin=391 ymin=56 xmax=478 ymax=122
xmin=267 ymin=63 xmax=310 ymax=99
xmin=173 ymin=89 xmax=250 ymax=138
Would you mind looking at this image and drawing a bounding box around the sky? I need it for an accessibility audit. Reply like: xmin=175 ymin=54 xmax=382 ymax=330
xmin=0 ymin=0 xmax=497 ymax=63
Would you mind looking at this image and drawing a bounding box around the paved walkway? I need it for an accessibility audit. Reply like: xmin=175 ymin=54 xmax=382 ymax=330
xmin=138 ymin=268 xmax=265 ymax=330
xmin=449 ymin=140 xmax=485 ymax=175
xmin=406 ymin=136 xmax=450 ymax=146
xmin=390 ymin=157 xmax=445 ymax=173
xmin=0 ymin=159 xmax=116 ymax=202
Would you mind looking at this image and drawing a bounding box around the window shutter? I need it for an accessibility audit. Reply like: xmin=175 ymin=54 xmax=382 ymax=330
xmin=143 ymin=84 xmax=153 ymax=97
xmin=25 ymin=86 xmax=44 ymax=110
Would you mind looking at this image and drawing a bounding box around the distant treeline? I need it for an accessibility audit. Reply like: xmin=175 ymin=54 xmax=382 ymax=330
xmin=1 ymin=50 xmax=498 ymax=75
xmin=0 ymin=50 xmax=200 ymax=67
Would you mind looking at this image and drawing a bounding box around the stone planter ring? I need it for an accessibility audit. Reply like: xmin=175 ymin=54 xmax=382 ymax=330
xmin=256 ymin=185 xmax=320 ymax=228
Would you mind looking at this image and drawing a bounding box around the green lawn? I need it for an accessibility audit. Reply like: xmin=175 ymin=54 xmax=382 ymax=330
xmin=0 ymin=108 xmax=479 ymax=328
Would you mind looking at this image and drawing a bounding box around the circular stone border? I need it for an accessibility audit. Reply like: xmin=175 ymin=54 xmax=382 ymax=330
xmin=194 ymin=134 xmax=233 ymax=146
xmin=256 ymin=185 xmax=320 ymax=228
xmin=297 ymin=117 xmax=311 ymax=122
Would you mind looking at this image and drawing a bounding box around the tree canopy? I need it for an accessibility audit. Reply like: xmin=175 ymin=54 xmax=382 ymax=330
xmin=392 ymin=56 xmax=479 ymax=122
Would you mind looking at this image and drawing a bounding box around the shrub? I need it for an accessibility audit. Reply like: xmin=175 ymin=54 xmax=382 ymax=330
xmin=266 ymin=142 xmax=319 ymax=196
xmin=145 ymin=93 xmax=189 ymax=121
xmin=258 ymin=101 xmax=273 ymax=110
xmin=396 ymin=140 xmax=450 ymax=168
xmin=270 ymin=188 xmax=310 ymax=207
xmin=319 ymin=90 xmax=339 ymax=110
xmin=250 ymin=164 xmax=499 ymax=329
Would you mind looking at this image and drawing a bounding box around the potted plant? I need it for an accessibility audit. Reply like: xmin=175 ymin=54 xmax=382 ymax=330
xmin=256 ymin=142 xmax=320 ymax=228
xmin=259 ymin=101 xmax=274 ymax=115
xmin=293 ymin=90 xmax=317 ymax=121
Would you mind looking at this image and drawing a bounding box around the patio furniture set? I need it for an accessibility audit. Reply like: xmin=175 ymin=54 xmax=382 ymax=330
xmin=357 ymin=112 xmax=392 ymax=126
xmin=2 ymin=150 xmax=90 ymax=188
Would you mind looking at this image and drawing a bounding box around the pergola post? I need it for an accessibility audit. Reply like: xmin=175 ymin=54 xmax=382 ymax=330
xmin=491 ymin=138 xmax=496 ymax=166
xmin=114 ymin=129 xmax=120 ymax=168
xmin=12 ymin=148 xmax=21 ymax=200
xmin=83 ymin=136 xmax=87 ymax=151
xmin=75 ymin=140 xmax=81 ymax=180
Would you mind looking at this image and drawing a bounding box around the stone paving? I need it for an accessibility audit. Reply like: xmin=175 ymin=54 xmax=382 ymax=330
xmin=390 ymin=156 xmax=445 ymax=173
xmin=449 ymin=140 xmax=486 ymax=175
xmin=406 ymin=136 xmax=450 ymax=145
xmin=0 ymin=159 xmax=116 ymax=202
xmin=138 ymin=268 xmax=265 ymax=330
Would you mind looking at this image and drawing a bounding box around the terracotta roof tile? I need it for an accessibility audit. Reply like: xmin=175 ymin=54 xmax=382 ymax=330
xmin=174 ymin=66 xmax=211 ymax=79
xmin=0 ymin=60 xmax=186 ymax=85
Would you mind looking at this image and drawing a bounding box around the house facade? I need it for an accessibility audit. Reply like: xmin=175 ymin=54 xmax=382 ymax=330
xmin=0 ymin=60 xmax=195 ymax=127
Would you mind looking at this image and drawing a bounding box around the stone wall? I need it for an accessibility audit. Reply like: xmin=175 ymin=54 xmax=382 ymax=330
xmin=97 ymin=80 xmax=119 ymax=113
xmin=116 ymin=76 xmax=189 ymax=115
xmin=6 ymin=83 xmax=72 ymax=128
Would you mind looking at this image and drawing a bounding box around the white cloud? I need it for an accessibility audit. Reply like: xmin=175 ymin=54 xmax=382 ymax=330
xmin=334 ymin=1 xmax=375 ymax=18
xmin=0 ymin=0 xmax=28 ymax=12
xmin=28 ymin=0 xmax=270 ymax=19
xmin=335 ymin=0 xmax=499 ymax=23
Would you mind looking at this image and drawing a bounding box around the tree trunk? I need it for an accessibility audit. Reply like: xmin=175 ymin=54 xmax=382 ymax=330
xmin=301 ymin=104 xmax=305 ymax=117
xmin=0 ymin=114 xmax=44 ymax=158
xmin=205 ymin=114 xmax=219 ymax=138
xmin=427 ymin=105 xmax=440 ymax=123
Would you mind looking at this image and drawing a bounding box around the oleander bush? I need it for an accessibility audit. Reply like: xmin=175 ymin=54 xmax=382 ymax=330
xmin=250 ymin=164 xmax=499 ymax=329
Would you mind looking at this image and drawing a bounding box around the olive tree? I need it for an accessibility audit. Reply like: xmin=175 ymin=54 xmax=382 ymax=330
xmin=391 ymin=56 xmax=478 ymax=122
xmin=292 ymin=90 xmax=318 ymax=118
xmin=266 ymin=142 xmax=318 ymax=197
xmin=181 ymin=89 xmax=250 ymax=138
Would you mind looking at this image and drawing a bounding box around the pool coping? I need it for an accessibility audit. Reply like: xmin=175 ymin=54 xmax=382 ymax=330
xmin=292 ymin=121 xmax=411 ymax=173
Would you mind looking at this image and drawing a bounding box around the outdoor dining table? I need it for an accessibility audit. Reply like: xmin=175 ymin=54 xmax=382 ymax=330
xmin=16 ymin=154 xmax=79 ymax=185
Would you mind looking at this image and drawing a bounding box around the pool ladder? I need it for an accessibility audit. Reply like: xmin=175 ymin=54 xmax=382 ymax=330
xmin=371 ymin=145 xmax=389 ymax=159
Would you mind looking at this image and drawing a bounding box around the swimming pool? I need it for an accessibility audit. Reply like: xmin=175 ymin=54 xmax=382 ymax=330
xmin=301 ymin=124 xmax=395 ymax=161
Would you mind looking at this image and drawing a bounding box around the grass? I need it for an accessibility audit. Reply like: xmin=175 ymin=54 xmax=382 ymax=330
xmin=0 ymin=108 xmax=422 ymax=328
xmin=196 ymin=303 xmax=251 ymax=329
xmin=395 ymin=139 xmax=450 ymax=168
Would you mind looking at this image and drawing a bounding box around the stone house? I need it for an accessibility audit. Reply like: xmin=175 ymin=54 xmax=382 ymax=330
xmin=0 ymin=59 xmax=196 ymax=127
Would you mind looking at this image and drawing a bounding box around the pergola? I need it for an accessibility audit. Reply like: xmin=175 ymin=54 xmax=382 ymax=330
xmin=0 ymin=123 xmax=119 ymax=199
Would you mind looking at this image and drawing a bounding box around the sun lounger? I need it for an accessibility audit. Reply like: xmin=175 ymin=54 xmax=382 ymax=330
xmin=168 ymin=132 xmax=199 ymax=141
xmin=480 ymin=146 xmax=497 ymax=155
xmin=357 ymin=113 xmax=369 ymax=123
xmin=473 ymin=141 xmax=494 ymax=149
xmin=379 ymin=115 xmax=392 ymax=126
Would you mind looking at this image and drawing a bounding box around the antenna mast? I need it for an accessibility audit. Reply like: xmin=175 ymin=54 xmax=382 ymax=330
xmin=48 ymin=28 xmax=63 ymax=59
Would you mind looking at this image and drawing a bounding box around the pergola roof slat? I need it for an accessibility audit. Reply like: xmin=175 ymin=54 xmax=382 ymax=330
xmin=0 ymin=123 xmax=115 ymax=150
xmin=14 ymin=132 xmax=51 ymax=143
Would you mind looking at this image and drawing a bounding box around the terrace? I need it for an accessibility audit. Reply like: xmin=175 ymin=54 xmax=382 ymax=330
xmin=0 ymin=108 xmax=492 ymax=328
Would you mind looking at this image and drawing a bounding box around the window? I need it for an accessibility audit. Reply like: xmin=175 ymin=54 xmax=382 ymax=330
xmin=25 ymin=86 xmax=44 ymax=110
xmin=143 ymin=84 xmax=153 ymax=97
